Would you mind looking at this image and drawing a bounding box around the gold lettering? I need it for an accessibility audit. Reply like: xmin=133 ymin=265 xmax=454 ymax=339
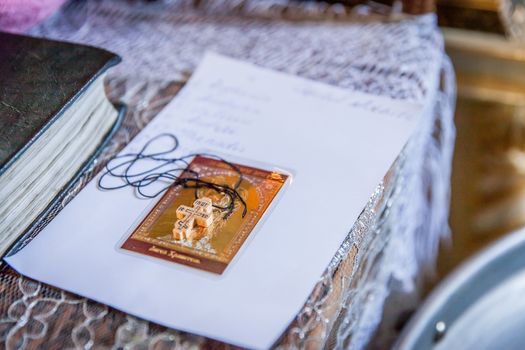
xmin=168 ymin=251 xmax=201 ymax=264
xmin=149 ymin=246 xmax=200 ymax=264
xmin=149 ymin=246 xmax=168 ymax=255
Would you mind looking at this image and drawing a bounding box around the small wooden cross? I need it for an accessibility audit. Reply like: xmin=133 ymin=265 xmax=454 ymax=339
xmin=173 ymin=197 xmax=214 ymax=241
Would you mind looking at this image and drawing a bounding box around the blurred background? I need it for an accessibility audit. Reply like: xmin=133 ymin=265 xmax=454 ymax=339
xmin=433 ymin=0 xmax=525 ymax=280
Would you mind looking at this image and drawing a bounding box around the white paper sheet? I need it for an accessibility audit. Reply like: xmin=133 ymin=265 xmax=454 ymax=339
xmin=5 ymin=53 xmax=421 ymax=349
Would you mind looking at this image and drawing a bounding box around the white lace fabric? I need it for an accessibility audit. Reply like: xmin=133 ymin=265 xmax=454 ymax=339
xmin=0 ymin=1 xmax=456 ymax=349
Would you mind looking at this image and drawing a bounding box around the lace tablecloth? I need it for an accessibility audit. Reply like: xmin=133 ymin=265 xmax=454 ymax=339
xmin=0 ymin=1 xmax=455 ymax=349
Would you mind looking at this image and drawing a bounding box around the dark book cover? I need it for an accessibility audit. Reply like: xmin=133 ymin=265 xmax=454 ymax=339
xmin=0 ymin=32 xmax=125 ymax=255
xmin=0 ymin=32 xmax=121 ymax=175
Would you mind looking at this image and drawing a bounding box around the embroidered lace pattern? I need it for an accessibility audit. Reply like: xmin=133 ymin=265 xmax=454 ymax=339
xmin=0 ymin=1 xmax=455 ymax=349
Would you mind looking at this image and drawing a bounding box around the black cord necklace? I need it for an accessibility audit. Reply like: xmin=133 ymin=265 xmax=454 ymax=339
xmin=98 ymin=133 xmax=247 ymax=219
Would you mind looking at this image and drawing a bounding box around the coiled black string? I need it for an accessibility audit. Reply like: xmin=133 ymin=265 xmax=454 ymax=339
xmin=98 ymin=133 xmax=247 ymax=219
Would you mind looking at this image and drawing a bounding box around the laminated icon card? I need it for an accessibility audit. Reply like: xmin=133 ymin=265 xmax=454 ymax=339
xmin=5 ymin=53 xmax=422 ymax=349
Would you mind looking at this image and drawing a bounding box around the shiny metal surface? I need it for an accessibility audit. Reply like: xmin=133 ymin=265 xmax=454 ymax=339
xmin=396 ymin=227 xmax=525 ymax=349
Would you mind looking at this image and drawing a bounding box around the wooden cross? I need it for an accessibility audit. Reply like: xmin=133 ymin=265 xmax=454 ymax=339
xmin=173 ymin=197 xmax=214 ymax=241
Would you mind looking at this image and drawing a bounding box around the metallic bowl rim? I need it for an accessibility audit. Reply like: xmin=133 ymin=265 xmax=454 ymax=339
xmin=396 ymin=227 xmax=525 ymax=349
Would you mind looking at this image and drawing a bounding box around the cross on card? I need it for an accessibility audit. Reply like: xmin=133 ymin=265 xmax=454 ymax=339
xmin=173 ymin=197 xmax=214 ymax=241
xmin=122 ymin=155 xmax=288 ymax=274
